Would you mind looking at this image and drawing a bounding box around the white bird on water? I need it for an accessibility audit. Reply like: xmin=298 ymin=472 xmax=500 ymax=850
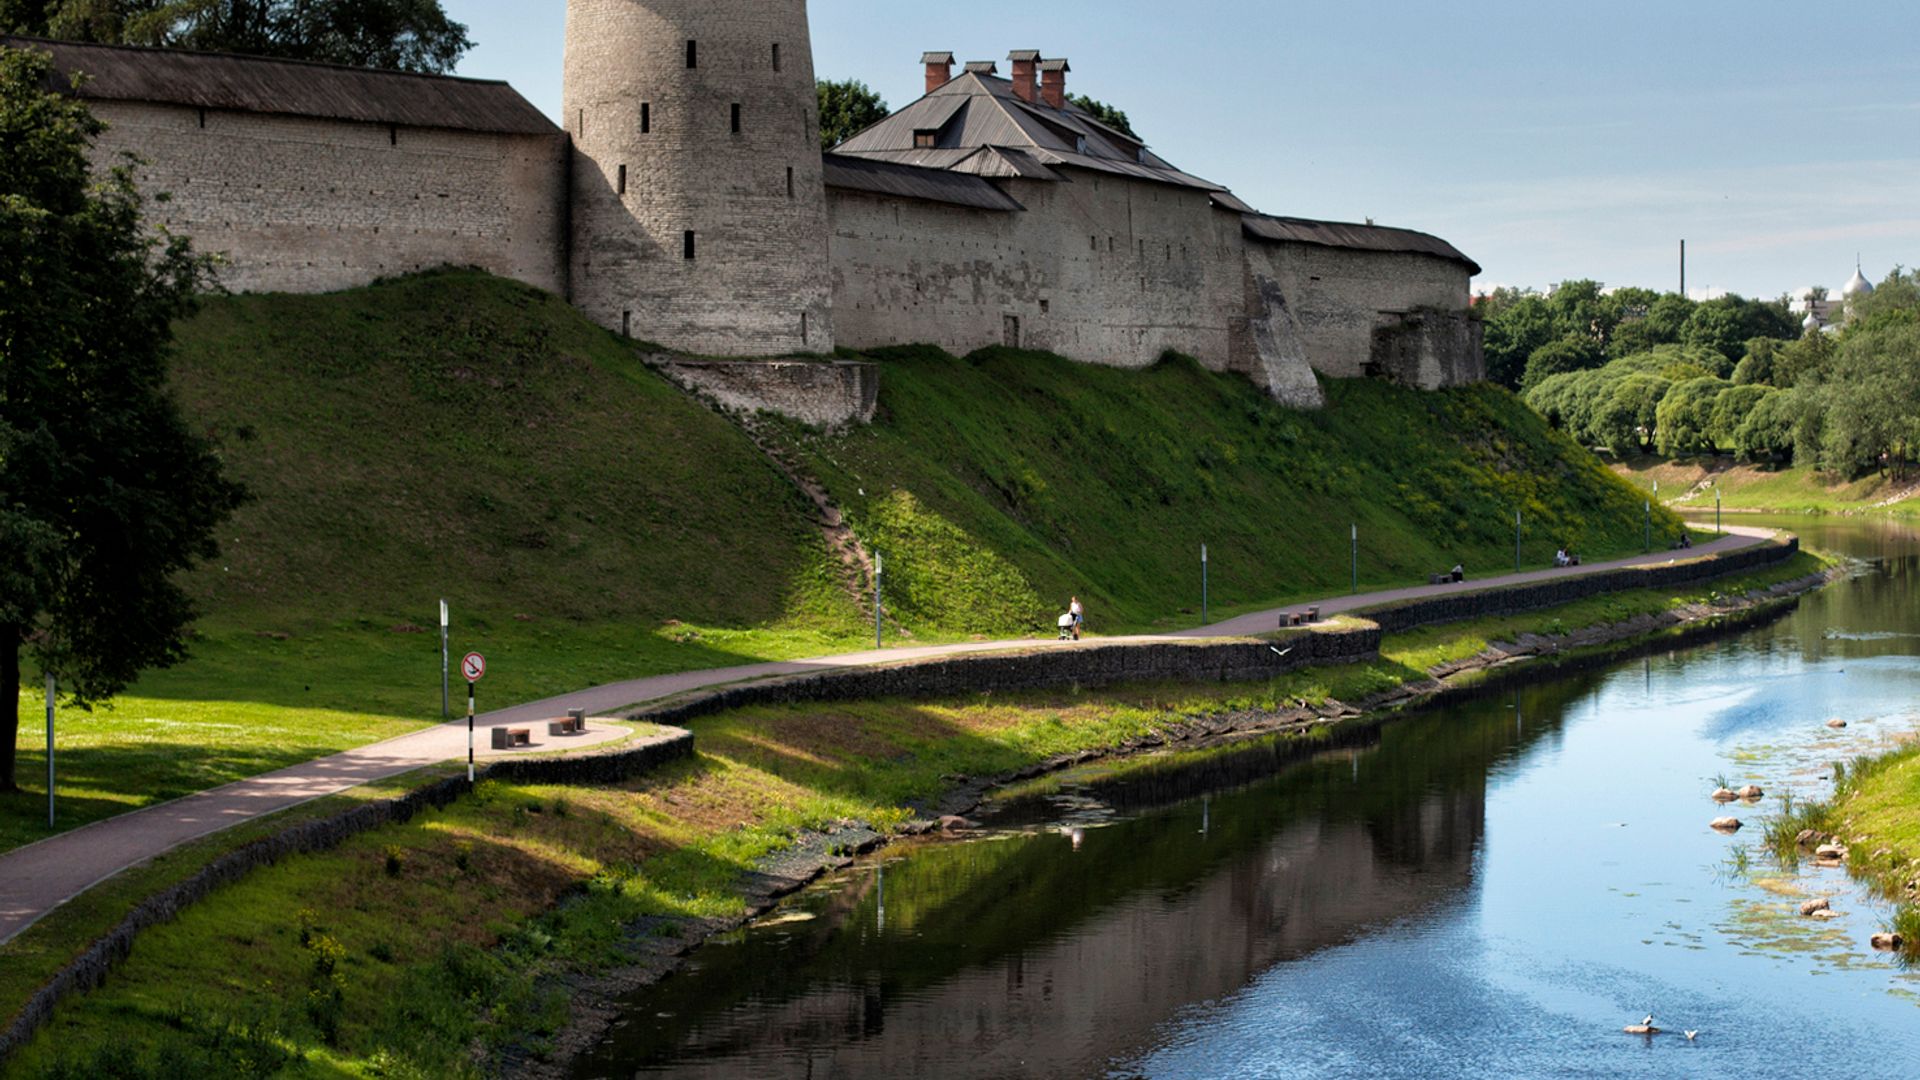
xmin=1684 ymin=1030 xmax=1700 ymax=1042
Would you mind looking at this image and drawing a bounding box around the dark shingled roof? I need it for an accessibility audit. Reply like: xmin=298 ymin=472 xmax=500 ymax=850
xmin=1242 ymin=214 xmax=1481 ymax=274
xmin=822 ymin=153 xmax=1024 ymax=212
xmin=1 ymin=35 xmax=558 ymax=136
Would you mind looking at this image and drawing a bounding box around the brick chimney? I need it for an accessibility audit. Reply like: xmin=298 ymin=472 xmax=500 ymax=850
xmin=963 ymin=60 xmax=999 ymax=77
xmin=1008 ymin=50 xmax=1040 ymax=102
xmin=922 ymin=51 xmax=955 ymax=93
xmin=1039 ymin=58 xmax=1070 ymax=110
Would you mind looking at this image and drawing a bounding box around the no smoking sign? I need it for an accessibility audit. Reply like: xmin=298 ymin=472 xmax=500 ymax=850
xmin=461 ymin=652 xmax=487 ymax=683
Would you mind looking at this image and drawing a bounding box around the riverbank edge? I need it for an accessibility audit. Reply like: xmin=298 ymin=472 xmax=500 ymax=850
xmin=0 ymin=539 xmax=1805 ymax=1073
xmin=1769 ymin=743 xmax=1920 ymax=960
xmin=515 ymin=562 xmax=1836 ymax=1079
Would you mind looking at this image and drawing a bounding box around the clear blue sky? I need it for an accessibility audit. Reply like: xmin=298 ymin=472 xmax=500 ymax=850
xmin=447 ymin=1 xmax=1920 ymax=300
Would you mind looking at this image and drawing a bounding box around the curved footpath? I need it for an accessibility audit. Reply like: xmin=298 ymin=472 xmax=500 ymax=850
xmin=0 ymin=526 xmax=1776 ymax=946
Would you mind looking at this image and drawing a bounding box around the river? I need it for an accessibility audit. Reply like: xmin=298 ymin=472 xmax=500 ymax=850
xmin=573 ymin=516 xmax=1920 ymax=1078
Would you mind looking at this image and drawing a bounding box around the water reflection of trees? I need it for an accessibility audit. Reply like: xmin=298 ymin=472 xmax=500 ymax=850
xmin=579 ymin=677 xmax=1609 ymax=1078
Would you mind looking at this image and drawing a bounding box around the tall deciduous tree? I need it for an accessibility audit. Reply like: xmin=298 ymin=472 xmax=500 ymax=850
xmin=26 ymin=1 xmax=471 ymax=73
xmin=0 ymin=44 xmax=245 ymax=792
xmin=817 ymin=77 xmax=888 ymax=149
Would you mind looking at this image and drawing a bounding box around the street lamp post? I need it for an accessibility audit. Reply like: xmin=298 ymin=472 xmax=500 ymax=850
xmin=1645 ymin=500 xmax=1652 ymax=553
xmin=1201 ymin=543 xmax=1210 ymax=626
xmin=1514 ymin=510 xmax=1522 ymax=574
xmin=874 ymin=551 xmax=884 ymax=650
xmin=1350 ymin=524 xmax=1358 ymax=595
xmin=1716 ymin=487 xmax=1723 ymax=536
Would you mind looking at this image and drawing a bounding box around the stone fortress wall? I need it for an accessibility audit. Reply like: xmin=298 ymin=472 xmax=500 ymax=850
xmin=86 ymin=100 xmax=569 ymax=296
xmin=563 ymin=0 xmax=834 ymax=356
xmin=13 ymin=0 xmax=1484 ymax=407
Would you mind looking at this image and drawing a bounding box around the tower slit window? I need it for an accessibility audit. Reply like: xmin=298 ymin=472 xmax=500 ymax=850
xmin=641 ymin=103 xmax=650 ymax=133
xmin=617 ymin=164 xmax=627 ymax=195
xmin=786 ymin=166 xmax=795 ymax=199
xmin=773 ymin=43 xmax=782 ymax=71
xmin=686 ymin=40 xmax=697 ymax=68
xmin=683 ymin=231 xmax=696 ymax=260
xmin=731 ymin=103 xmax=742 ymax=134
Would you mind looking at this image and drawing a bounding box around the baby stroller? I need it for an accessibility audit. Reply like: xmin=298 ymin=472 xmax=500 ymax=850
xmin=1057 ymin=612 xmax=1079 ymax=641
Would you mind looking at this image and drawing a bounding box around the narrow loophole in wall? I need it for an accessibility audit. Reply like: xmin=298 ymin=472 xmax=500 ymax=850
xmin=641 ymin=103 xmax=651 ymax=133
xmin=1040 ymin=299 xmax=1050 ymax=314
xmin=1003 ymin=315 xmax=1021 ymax=348
xmin=801 ymin=311 xmax=809 ymax=344
xmin=622 ymin=311 xmax=632 ymax=338
xmin=686 ymin=40 xmax=698 ymax=68
xmin=683 ymin=231 xmax=696 ymax=260
xmin=731 ymin=103 xmax=742 ymax=134
xmin=786 ymin=166 xmax=795 ymax=199
xmin=617 ymin=164 xmax=627 ymax=195
xmin=577 ymin=108 xmax=584 ymax=137
xmin=388 ymin=125 xmax=398 ymax=147
xmin=197 ymin=108 xmax=207 ymax=129
xmin=772 ymin=43 xmax=783 ymax=71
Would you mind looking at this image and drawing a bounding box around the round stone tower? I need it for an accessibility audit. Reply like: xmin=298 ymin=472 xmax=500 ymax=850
xmin=563 ymin=0 xmax=832 ymax=355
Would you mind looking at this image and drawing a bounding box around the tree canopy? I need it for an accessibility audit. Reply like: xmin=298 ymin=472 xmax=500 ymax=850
xmin=1518 ymin=266 xmax=1920 ymax=479
xmin=5 ymin=1 xmax=472 ymax=73
xmin=0 ymin=44 xmax=246 ymax=791
xmin=1068 ymin=93 xmax=1137 ymax=139
xmin=817 ymin=77 xmax=888 ymax=149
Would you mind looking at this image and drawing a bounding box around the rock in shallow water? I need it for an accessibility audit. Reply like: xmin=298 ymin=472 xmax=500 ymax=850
xmin=1871 ymin=933 xmax=1905 ymax=952
xmin=1711 ymin=787 xmax=1738 ymax=803
xmin=1800 ymin=897 xmax=1832 ymax=917
xmin=1827 ymin=718 xmax=1849 ymax=729
xmin=1711 ymin=817 xmax=1743 ymax=832
xmin=1737 ymin=784 xmax=1765 ymax=800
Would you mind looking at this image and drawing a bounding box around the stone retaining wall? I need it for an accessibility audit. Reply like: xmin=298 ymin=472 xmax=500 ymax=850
xmin=0 ymin=731 xmax=692 ymax=1064
xmin=651 ymin=357 xmax=879 ymax=428
xmin=1358 ymin=536 xmax=1799 ymax=632
xmin=629 ymin=624 xmax=1383 ymax=727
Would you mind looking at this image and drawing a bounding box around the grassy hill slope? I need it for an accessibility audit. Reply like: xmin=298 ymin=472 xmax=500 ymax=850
xmin=781 ymin=346 xmax=1687 ymax=633
xmin=5 ymin=273 xmax=1684 ymax=848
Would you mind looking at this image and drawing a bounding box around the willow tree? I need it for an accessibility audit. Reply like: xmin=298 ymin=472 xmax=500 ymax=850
xmin=0 ymin=44 xmax=245 ymax=793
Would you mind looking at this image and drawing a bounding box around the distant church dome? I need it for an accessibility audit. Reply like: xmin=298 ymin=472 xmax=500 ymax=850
xmin=1844 ymin=266 xmax=1875 ymax=298
xmin=1803 ymin=311 xmax=1821 ymax=332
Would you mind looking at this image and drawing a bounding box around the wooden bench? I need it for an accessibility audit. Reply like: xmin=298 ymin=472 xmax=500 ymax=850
xmin=1430 ymin=573 xmax=1449 ymax=585
xmin=1280 ymin=612 xmax=1303 ymax=628
xmin=1304 ymin=606 xmax=1322 ymax=623
xmin=548 ymin=710 xmax=587 ymax=737
xmin=490 ymin=727 xmax=532 ymax=750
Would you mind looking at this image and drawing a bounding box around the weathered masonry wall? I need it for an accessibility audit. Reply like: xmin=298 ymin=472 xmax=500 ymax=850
xmin=828 ymin=168 xmax=1243 ymax=373
xmin=1235 ymin=242 xmax=1476 ymax=387
xmin=89 ymin=101 xmax=569 ymax=295
xmin=564 ymin=0 xmax=834 ymax=356
xmin=651 ymin=357 xmax=879 ymax=427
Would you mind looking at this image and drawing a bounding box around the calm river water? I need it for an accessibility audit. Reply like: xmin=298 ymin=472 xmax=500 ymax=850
xmin=575 ymin=516 xmax=1920 ymax=1078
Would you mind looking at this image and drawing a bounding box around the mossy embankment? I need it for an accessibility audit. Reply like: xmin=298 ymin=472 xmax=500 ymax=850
xmin=0 ymin=553 xmax=1826 ymax=1079
xmin=1614 ymin=457 xmax=1920 ymax=516
xmin=5 ymin=270 xmax=1684 ymax=851
xmin=779 ymin=346 xmax=1687 ymax=635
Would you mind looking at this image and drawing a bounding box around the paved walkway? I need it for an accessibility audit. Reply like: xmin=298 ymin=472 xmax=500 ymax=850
xmin=0 ymin=526 xmax=1774 ymax=946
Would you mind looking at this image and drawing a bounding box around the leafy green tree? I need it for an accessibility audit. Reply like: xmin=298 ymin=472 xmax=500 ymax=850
xmin=1733 ymin=388 xmax=1795 ymax=462
xmin=1817 ymin=318 xmax=1920 ymax=476
xmin=817 ymin=77 xmax=888 ymax=149
xmin=1480 ymin=291 xmax=1554 ymax=390
xmin=1591 ymin=372 xmax=1671 ymax=454
xmin=1654 ymin=376 xmax=1730 ymax=456
xmin=1707 ymin=383 xmax=1769 ymax=450
xmin=1774 ymin=328 xmax=1835 ymax=389
xmin=1068 ymin=93 xmax=1136 ymax=139
xmin=1520 ymin=333 xmax=1604 ymax=392
xmin=0 ymin=45 xmax=246 ymax=792
xmin=1730 ymin=337 xmax=1781 ymax=386
xmin=34 ymin=1 xmax=472 ymax=73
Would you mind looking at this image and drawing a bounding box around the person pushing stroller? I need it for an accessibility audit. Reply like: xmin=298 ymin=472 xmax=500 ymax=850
xmin=1058 ymin=596 xmax=1086 ymax=641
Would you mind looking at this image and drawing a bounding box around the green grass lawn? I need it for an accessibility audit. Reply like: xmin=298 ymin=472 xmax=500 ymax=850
xmin=781 ymin=346 xmax=1687 ymax=635
xmin=3 ymin=273 xmax=1688 ymax=854
xmin=1612 ymin=457 xmax=1920 ymax=515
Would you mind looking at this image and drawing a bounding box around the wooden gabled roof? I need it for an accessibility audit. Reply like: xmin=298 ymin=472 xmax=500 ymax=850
xmin=2 ymin=36 xmax=558 ymax=136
